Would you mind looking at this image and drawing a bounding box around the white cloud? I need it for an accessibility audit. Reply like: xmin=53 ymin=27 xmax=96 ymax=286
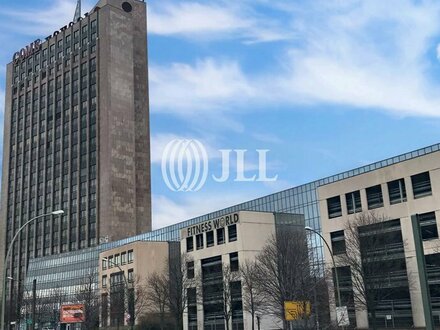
xmin=0 ymin=0 xmax=95 ymax=37
xmin=149 ymin=58 xmax=255 ymax=116
xmin=149 ymin=3 xmax=249 ymax=36
xmin=148 ymin=1 xmax=290 ymax=43
xmin=152 ymin=190 xmax=263 ymax=229
xmin=150 ymin=0 xmax=440 ymax=119
xmin=151 ymin=133 xmax=221 ymax=164
xmin=272 ymin=0 xmax=440 ymax=117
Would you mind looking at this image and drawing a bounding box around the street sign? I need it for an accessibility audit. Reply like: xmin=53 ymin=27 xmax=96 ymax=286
xmin=284 ymin=301 xmax=311 ymax=321
xmin=60 ymin=304 xmax=85 ymax=323
xmin=336 ymin=306 xmax=350 ymax=326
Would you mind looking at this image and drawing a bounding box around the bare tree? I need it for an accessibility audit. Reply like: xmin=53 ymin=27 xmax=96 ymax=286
xmin=34 ymin=286 xmax=67 ymax=328
xmin=240 ymin=260 xmax=264 ymax=330
xmin=75 ymin=270 xmax=100 ymax=329
xmin=338 ymin=211 xmax=412 ymax=330
xmin=130 ymin=274 xmax=150 ymax=325
xmin=146 ymin=272 xmax=169 ymax=330
xmin=221 ymin=265 xmax=241 ymax=330
xmin=144 ymin=254 xmax=199 ymax=330
xmin=104 ymin=274 xmax=149 ymax=328
xmin=255 ymin=226 xmax=315 ymax=329
xmin=167 ymin=253 xmax=199 ymax=330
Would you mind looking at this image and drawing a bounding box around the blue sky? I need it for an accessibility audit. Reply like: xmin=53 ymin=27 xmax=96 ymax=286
xmin=1 ymin=0 xmax=440 ymax=229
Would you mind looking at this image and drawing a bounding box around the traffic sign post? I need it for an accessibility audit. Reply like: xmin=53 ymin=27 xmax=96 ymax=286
xmin=336 ymin=306 xmax=350 ymax=327
xmin=284 ymin=301 xmax=311 ymax=321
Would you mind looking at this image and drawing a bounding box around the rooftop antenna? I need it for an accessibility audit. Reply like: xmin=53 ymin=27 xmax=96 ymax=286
xmin=73 ymin=0 xmax=81 ymax=21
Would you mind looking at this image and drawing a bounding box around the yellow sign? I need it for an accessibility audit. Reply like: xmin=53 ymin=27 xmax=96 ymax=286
xmin=284 ymin=301 xmax=311 ymax=321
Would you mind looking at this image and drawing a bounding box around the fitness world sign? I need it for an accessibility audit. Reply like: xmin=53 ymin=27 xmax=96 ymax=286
xmin=183 ymin=213 xmax=239 ymax=238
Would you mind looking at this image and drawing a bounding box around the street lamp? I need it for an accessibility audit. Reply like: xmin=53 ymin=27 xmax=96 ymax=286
xmin=6 ymin=276 xmax=35 ymax=330
xmin=1 ymin=210 xmax=64 ymax=330
xmin=102 ymin=257 xmax=133 ymax=330
xmin=305 ymin=226 xmax=343 ymax=326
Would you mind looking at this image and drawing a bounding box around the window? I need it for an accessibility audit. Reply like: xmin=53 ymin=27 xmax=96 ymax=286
xmin=102 ymin=275 xmax=107 ymax=288
xmin=188 ymin=287 xmax=197 ymax=325
xmin=217 ymin=228 xmax=225 ymax=245
xmin=196 ymin=234 xmax=204 ymax=250
xmin=419 ymin=212 xmax=438 ymax=240
xmin=330 ymin=231 xmax=346 ymax=255
xmin=187 ymin=261 xmax=195 ymax=279
xmin=388 ymin=178 xmax=407 ymax=204
xmin=127 ymin=250 xmax=133 ymax=263
xmin=327 ymin=196 xmax=342 ymax=218
xmin=366 ymin=185 xmax=383 ymax=209
xmin=230 ymin=252 xmax=239 ymax=271
xmin=346 ymin=190 xmax=361 ymax=214
xmin=121 ymin=252 xmax=126 ymax=265
xmin=114 ymin=254 xmax=120 ymax=266
xmin=186 ymin=236 xmax=194 ymax=252
xmin=128 ymin=269 xmax=134 ymax=282
xmin=228 ymin=224 xmax=237 ymax=242
xmin=108 ymin=256 xmax=113 ymax=268
xmin=102 ymin=258 xmax=107 ymax=270
xmin=206 ymin=231 xmax=214 ymax=247
xmin=411 ymin=172 xmax=432 ymax=198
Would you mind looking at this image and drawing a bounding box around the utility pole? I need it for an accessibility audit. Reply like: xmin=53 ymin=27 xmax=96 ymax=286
xmin=31 ymin=279 xmax=36 ymax=330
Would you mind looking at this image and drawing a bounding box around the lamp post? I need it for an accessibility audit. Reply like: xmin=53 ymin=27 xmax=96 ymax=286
xmin=5 ymin=276 xmax=34 ymax=330
xmin=305 ymin=226 xmax=343 ymax=327
xmin=1 ymin=210 xmax=64 ymax=330
xmin=102 ymin=257 xmax=133 ymax=330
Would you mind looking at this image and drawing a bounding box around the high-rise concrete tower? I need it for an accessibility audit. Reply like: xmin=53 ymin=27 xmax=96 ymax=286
xmin=0 ymin=0 xmax=151 ymax=317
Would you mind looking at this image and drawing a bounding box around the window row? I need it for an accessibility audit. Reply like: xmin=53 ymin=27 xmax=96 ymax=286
xmin=102 ymin=269 xmax=134 ymax=288
xmin=327 ymin=172 xmax=432 ymax=218
xmin=330 ymin=211 xmax=439 ymax=255
xmin=186 ymin=224 xmax=238 ymax=252
xmin=102 ymin=250 xmax=134 ymax=270
xmin=186 ymin=252 xmax=239 ymax=279
xmin=13 ymin=21 xmax=97 ymax=72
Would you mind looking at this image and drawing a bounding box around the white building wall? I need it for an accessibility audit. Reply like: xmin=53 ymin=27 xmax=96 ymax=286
xmin=318 ymin=151 xmax=440 ymax=329
xmin=181 ymin=211 xmax=291 ymax=330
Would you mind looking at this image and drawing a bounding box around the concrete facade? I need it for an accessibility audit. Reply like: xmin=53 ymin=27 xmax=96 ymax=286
xmin=0 ymin=0 xmax=151 ymax=321
xmin=99 ymin=241 xmax=172 ymax=326
xmin=318 ymin=150 xmax=440 ymax=329
xmin=180 ymin=211 xmax=304 ymax=330
xmin=95 ymin=0 xmax=151 ymax=241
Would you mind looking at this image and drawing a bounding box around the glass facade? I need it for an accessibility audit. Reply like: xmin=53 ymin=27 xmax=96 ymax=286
xmin=24 ymin=143 xmax=440 ymax=305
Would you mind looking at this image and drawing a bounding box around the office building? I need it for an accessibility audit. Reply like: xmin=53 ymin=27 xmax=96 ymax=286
xmin=180 ymin=211 xmax=304 ymax=330
xmin=1 ymin=0 xmax=151 ymax=324
xmin=99 ymin=241 xmax=177 ymax=327
xmin=23 ymin=143 xmax=440 ymax=328
xmin=319 ymin=148 xmax=440 ymax=328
